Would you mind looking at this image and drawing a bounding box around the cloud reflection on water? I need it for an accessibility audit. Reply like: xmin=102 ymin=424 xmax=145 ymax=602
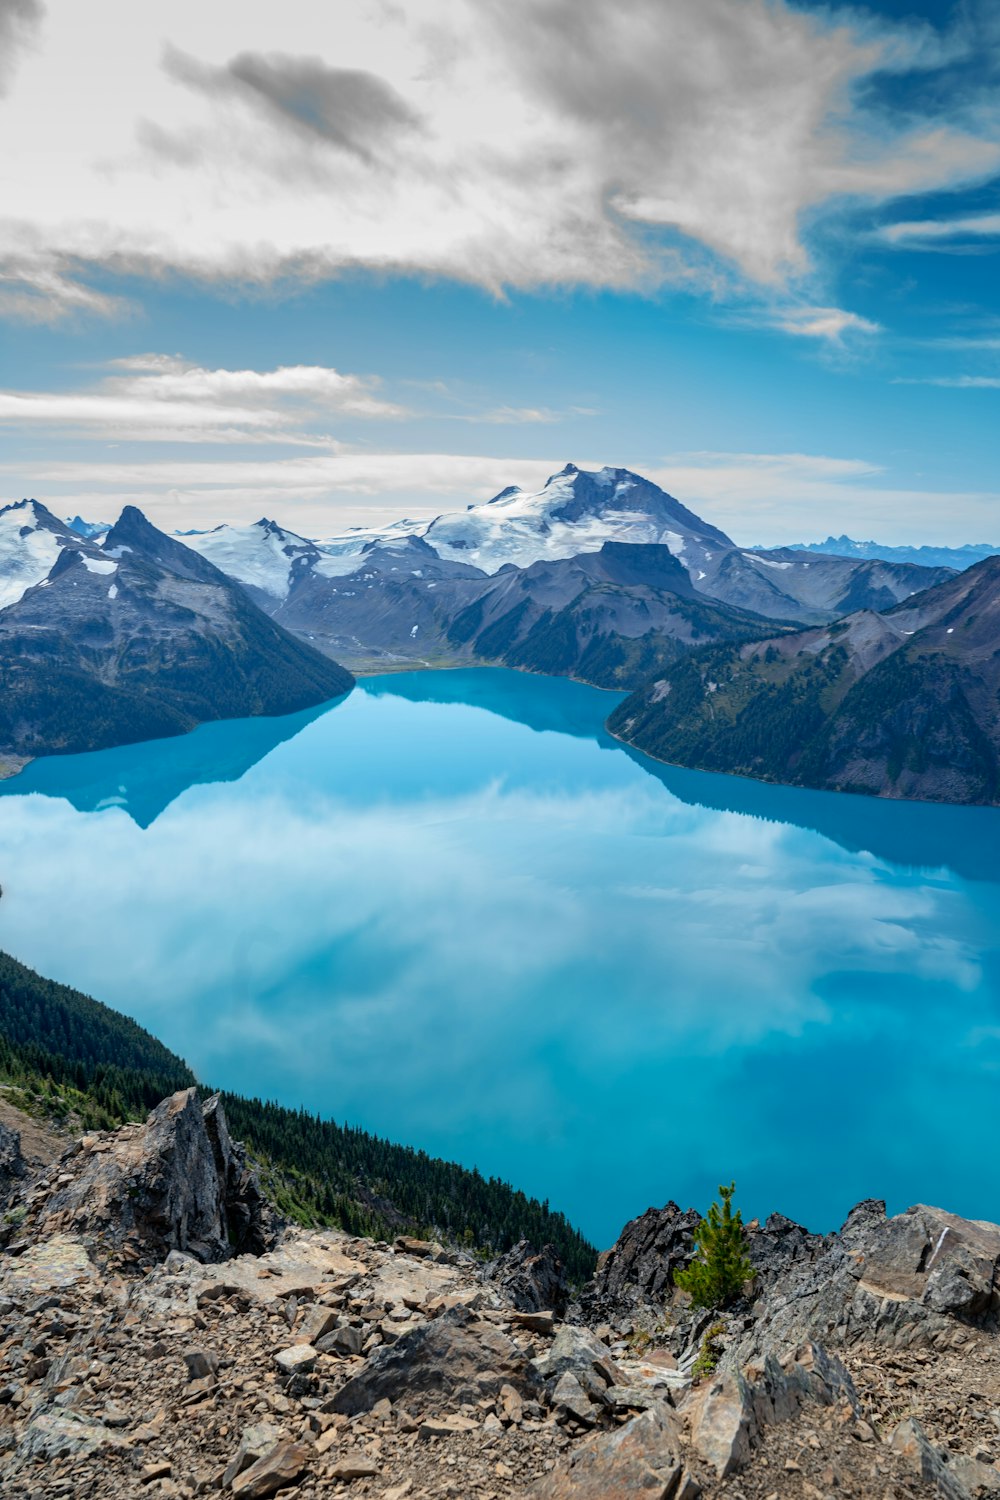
xmin=0 ymin=669 xmax=997 ymax=1246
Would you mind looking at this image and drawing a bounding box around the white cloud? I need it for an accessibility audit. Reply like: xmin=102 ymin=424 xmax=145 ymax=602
xmin=0 ymin=353 xmax=407 ymax=444
xmin=878 ymin=212 xmax=1000 ymax=246
xmin=769 ymin=306 xmax=882 ymax=342
xmin=0 ymin=0 xmax=997 ymax=318
xmin=895 ymin=375 xmax=1000 ymax=389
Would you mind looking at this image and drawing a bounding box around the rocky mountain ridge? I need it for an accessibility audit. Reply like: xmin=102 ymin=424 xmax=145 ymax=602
xmin=609 ymin=554 xmax=1000 ymax=805
xmin=0 ymin=503 xmax=354 ymax=763
xmin=3 ymin=1087 xmax=1000 ymax=1499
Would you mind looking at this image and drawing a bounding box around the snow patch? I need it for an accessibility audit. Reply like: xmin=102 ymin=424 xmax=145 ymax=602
xmin=80 ymin=556 xmax=117 ymax=575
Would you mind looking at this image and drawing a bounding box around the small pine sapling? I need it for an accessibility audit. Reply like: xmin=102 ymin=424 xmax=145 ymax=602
xmin=674 ymin=1181 xmax=753 ymax=1310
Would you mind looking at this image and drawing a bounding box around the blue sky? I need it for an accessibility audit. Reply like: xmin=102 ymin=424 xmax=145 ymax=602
xmin=0 ymin=0 xmax=998 ymax=543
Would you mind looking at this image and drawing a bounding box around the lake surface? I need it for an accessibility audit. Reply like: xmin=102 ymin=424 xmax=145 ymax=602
xmin=2 ymin=667 xmax=999 ymax=1250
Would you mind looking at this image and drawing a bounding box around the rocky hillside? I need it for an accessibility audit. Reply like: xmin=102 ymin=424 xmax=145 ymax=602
xmin=609 ymin=555 xmax=1000 ymax=805
xmin=0 ymin=506 xmax=354 ymax=763
xmin=442 ymin=543 xmax=781 ymax=689
xmin=3 ymin=1088 xmax=1000 ymax=1499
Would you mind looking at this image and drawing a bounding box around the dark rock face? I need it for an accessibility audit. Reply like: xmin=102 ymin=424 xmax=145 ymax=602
xmin=30 ymin=1088 xmax=278 ymax=1264
xmin=586 ymin=1201 xmax=700 ymax=1318
xmin=486 ymin=1239 xmax=570 ymax=1316
xmin=0 ymin=1118 xmax=27 ymax=1209
xmin=331 ymin=1306 xmax=540 ymax=1416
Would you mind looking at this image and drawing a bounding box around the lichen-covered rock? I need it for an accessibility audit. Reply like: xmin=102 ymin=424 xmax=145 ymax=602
xmin=28 ymin=1088 xmax=278 ymax=1264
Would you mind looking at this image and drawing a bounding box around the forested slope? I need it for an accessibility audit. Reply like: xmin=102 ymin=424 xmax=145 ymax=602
xmin=0 ymin=950 xmax=595 ymax=1277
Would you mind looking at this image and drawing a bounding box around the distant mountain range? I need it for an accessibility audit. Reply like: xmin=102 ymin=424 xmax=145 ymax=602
xmin=610 ymin=557 xmax=1000 ymax=805
xmin=178 ymin=465 xmax=955 ymax=680
xmin=765 ymin=535 xmax=1000 ymax=571
xmin=0 ymin=500 xmax=353 ymax=763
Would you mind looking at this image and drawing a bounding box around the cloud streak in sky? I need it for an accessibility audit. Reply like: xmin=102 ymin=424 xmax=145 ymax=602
xmin=0 ymin=354 xmax=407 ymax=444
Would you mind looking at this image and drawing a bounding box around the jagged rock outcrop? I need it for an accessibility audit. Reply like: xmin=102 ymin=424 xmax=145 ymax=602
xmin=731 ymin=1200 xmax=1000 ymax=1366
xmin=485 ymin=1239 xmax=570 ymax=1315
xmin=585 ymin=1200 xmax=700 ymax=1321
xmin=21 ymin=1088 xmax=277 ymax=1264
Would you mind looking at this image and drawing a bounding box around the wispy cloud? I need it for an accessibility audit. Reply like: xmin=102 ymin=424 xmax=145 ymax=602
xmin=877 ymin=212 xmax=1000 ymax=247
xmin=1 ymin=0 xmax=998 ymax=320
xmin=766 ymin=306 xmax=882 ymax=343
xmin=894 ymin=375 xmax=1000 ymax=389
xmin=0 ymin=354 xmax=408 ymax=444
xmin=452 ymin=405 xmax=600 ymax=425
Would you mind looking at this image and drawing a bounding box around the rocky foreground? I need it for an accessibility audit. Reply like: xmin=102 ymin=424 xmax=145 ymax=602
xmin=3 ymin=1092 xmax=1000 ymax=1498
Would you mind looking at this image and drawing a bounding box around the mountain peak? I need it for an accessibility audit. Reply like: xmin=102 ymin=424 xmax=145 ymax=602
xmin=103 ymin=506 xmax=225 ymax=585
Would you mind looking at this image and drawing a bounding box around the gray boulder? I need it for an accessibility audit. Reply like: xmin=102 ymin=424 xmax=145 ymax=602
xmin=332 ymin=1306 xmax=540 ymax=1416
xmin=526 ymin=1403 xmax=694 ymax=1500
xmin=532 ymin=1325 xmax=625 ymax=1405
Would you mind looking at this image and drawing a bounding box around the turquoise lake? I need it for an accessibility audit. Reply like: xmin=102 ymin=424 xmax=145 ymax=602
xmin=1 ymin=667 xmax=999 ymax=1249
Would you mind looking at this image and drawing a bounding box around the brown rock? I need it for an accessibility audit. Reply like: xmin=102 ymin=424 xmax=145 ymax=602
xmin=230 ymin=1438 xmax=311 ymax=1498
xmin=527 ymin=1404 xmax=691 ymax=1499
xmin=327 ymin=1454 xmax=379 ymax=1479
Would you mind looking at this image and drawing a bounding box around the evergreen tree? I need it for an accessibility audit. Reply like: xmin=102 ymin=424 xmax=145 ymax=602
xmin=674 ymin=1182 xmax=753 ymax=1309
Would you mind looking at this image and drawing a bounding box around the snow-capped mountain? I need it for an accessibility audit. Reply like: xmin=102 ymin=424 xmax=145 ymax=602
xmin=171 ymin=464 xmax=956 ymax=656
xmin=183 ymin=464 xmax=736 ymax=605
xmin=421 ymin=463 xmax=734 ymax=575
xmin=0 ymin=499 xmax=90 ymax=610
xmin=183 ymin=516 xmax=429 ymax=603
xmin=0 ymin=505 xmax=352 ymax=762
